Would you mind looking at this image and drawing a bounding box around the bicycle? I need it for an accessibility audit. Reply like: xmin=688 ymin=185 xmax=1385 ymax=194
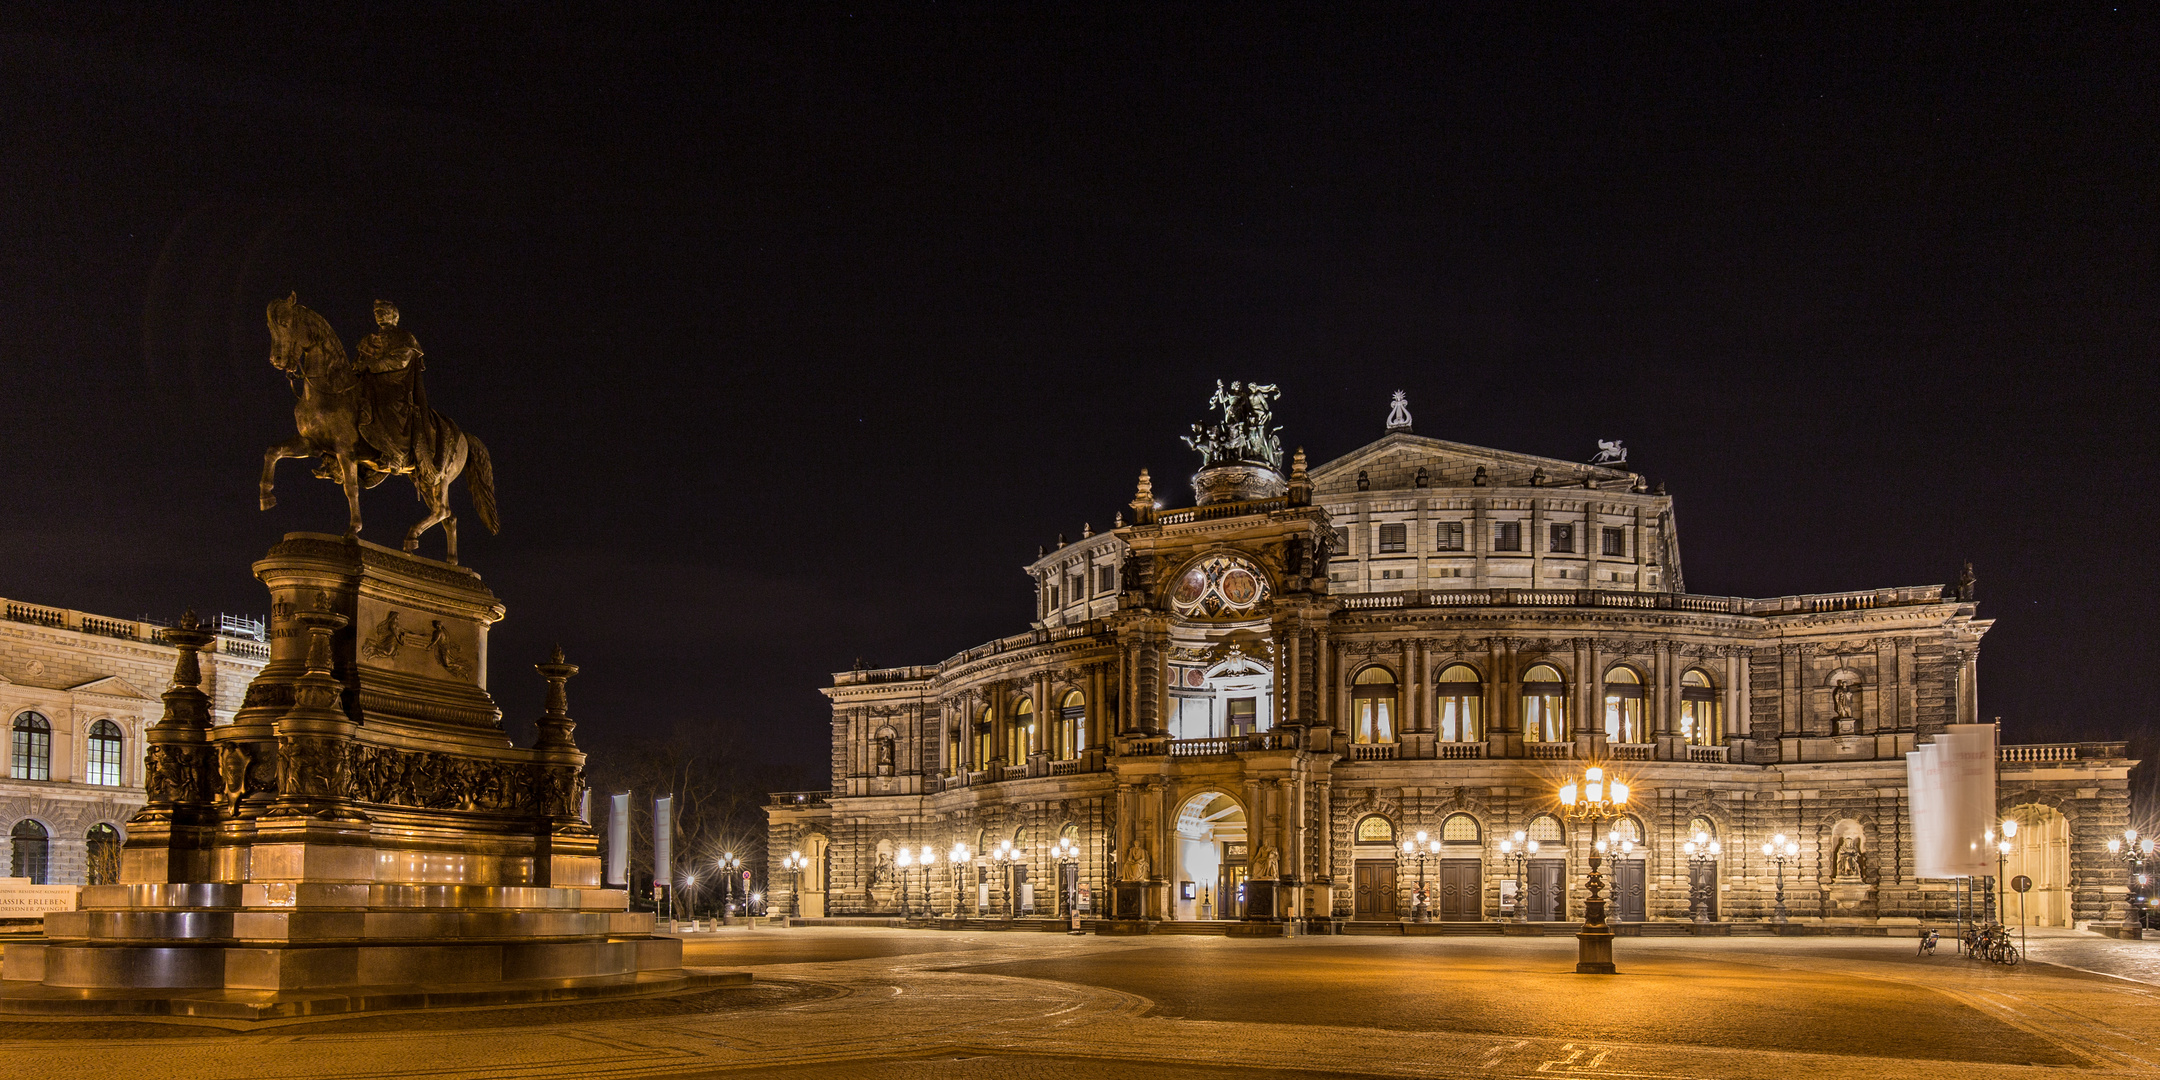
xmin=1968 ymin=922 xmax=2020 ymax=965
xmin=1917 ymin=928 xmax=1939 ymax=956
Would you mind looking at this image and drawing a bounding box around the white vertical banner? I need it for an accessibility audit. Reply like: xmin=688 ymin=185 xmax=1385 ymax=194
xmin=1909 ymin=725 xmax=1997 ymax=879
xmin=579 ymin=787 xmax=592 ymax=824
xmin=606 ymin=793 xmax=630 ymax=887
xmin=654 ymin=794 xmax=674 ymax=899
xmin=1943 ymin=723 xmax=1997 ymax=878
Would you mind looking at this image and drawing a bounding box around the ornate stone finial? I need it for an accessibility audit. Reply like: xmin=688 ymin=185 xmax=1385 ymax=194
xmin=1057 ymin=533 xmax=1066 ymax=548
xmin=1472 ymin=465 xmax=1488 ymax=487
xmin=178 ymin=608 xmax=201 ymax=631
xmin=1287 ymin=447 xmax=1312 ymax=506
xmin=1129 ymin=469 xmax=1156 ymax=525
xmin=534 ymin=647 xmax=581 ymax=751
xmin=141 ymin=606 xmax=221 ymax=815
xmin=1386 ymin=390 xmax=1413 ymax=431
xmin=1081 ymin=522 xmax=1093 ymax=539
xmin=1530 ymin=468 xmax=1545 ymax=487
xmin=1114 ymin=511 xmax=1125 ymax=528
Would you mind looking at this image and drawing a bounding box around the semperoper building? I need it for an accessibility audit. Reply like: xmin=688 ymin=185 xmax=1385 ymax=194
xmin=768 ymin=387 xmax=2132 ymax=930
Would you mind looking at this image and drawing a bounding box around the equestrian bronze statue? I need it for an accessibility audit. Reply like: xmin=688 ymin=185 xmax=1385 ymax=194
xmin=261 ymin=293 xmax=499 ymax=563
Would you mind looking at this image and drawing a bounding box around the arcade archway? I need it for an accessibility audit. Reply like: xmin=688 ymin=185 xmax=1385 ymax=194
xmin=1999 ymin=803 xmax=2072 ymax=928
xmin=1170 ymin=791 xmax=1247 ymax=920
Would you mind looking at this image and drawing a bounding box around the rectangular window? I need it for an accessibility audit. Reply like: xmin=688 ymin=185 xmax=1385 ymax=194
xmin=1098 ymin=565 xmax=1116 ymax=593
xmin=1046 ymin=586 xmax=1059 ymax=610
xmin=1066 ymin=574 xmax=1084 ymax=603
xmin=1603 ymin=527 xmax=1626 ymax=556
xmin=1550 ymin=523 xmax=1574 ymax=553
xmin=1378 ymin=523 xmax=1406 ymax=553
xmin=1494 ymin=521 xmax=1522 ymax=551
xmin=87 ymin=737 xmax=121 ymax=787
xmin=1332 ymin=526 xmax=1351 ymax=553
xmin=1435 ymin=521 xmax=1465 ymax=551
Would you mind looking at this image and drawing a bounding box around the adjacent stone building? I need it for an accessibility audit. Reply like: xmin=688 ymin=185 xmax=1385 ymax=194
xmin=0 ymin=598 xmax=266 ymax=885
xmin=769 ymin=391 xmax=2132 ymax=929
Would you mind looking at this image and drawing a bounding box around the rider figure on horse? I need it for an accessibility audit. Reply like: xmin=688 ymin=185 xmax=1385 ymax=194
xmin=353 ymin=300 xmax=429 ymax=479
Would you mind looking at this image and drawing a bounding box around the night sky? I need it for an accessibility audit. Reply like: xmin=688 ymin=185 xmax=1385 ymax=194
xmin=1 ymin=8 xmax=2153 ymax=774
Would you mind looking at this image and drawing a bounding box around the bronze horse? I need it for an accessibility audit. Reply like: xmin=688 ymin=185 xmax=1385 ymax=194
xmin=260 ymin=293 xmax=498 ymax=563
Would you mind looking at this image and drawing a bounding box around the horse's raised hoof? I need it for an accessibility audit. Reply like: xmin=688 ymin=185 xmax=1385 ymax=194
xmin=403 ymin=537 xmax=420 ymax=553
xmin=260 ymin=494 xmax=277 ymax=511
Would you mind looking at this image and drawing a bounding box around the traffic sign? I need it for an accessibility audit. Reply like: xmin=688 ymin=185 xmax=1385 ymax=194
xmin=2011 ymin=874 xmax=2032 ymax=893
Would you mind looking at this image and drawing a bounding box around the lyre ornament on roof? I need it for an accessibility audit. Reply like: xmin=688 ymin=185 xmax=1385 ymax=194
xmin=1385 ymin=390 xmax=1413 ymax=431
xmin=1182 ymin=380 xmax=1283 ymax=471
xmin=1589 ymin=439 xmax=1628 ymax=466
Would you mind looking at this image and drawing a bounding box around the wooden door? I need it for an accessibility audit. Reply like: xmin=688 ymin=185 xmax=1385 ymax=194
xmin=1438 ymin=859 xmax=1481 ymax=920
xmin=1354 ymin=861 xmax=1398 ymax=920
xmin=1687 ymin=860 xmax=1717 ymax=918
xmin=1613 ymin=860 xmax=1646 ymax=922
xmin=1527 ymin=859 xmax=1565 ymax=921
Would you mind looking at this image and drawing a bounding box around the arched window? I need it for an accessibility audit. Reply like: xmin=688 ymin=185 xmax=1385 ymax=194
xmin=1521 ymin=665 xmax=1567 ymax=742
xmin=9 ymin=820 xmax=48 ymax=884
xmin=1059 ymin=690 xmax=1085 ymax=760
xmin=85 ymin=823 xmax=120 ymax=885
xmin=1687 ymin=816 xmax=1718 ymax=842
xmin=1435 ymin=664 xmax=1482 ymax=742
xmin=1526 ymin=814 xmax=1564 ymax=844
xmin=1351 ymin=667 xmax=1397 ymax=744
xmin=1010 ymin=697 xmax=1034 ymax=762
xmin=1441 ymin=813 xmax=1481 ymax=842
xmin=1603 ymin=666 xmax=1646 ymax=743
xmin=1355 ymin=815 xmax=1395 ymax=843
xmin=87 ymin=719 xmax=123 ymax=786
xmin=972 ymin=706 xmax=993 ymax=771
xmin=1681 ymin=669 xmax=1722 ymax=745
xmin=10 ymin=712 xmax=50 ymax=781
xmin=1607 ymin=815 xmax=1644 ymax=848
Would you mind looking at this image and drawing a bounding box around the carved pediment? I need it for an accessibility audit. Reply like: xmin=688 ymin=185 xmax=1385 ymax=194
xmin=68 ymin=675 xmax=155 ymax=700
xmin=1309 ymin=432 xmax=1636 ymax=495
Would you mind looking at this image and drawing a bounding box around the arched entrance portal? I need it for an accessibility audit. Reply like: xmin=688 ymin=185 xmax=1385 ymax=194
xmin=2000 ymin=803 xmax=2072 ymax=928
xmin=1171 ymin=792 xmax=1247 ymax=920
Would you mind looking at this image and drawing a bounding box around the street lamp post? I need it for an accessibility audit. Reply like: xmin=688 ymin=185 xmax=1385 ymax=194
xmin=994 ymin=840 xmax=1025 ymax=918
xmin=1558 ymin=765 xmax=1631 ymax=974
xmin=1400 ymin=831 xmax=1441 ymax=922
xmin=782 ymin=851 xmax=805 ymax=918
xmin=1497 ymin=831 xmax=1538 ymax=923
xmin=2105 ymin=829 xmax=2156 ymax=933
xmin=716 ymin=853 xmax=743 ymax=924
xmin=948 ymin=843 xmax=971 ymax=918
xmin=1681 ymin=831 xmax=1722 ymax=923
xmin=1053 ymin=836 xmax=1082 ymax=931
xmin=1760 ymin=834 xmax=1799 ymax=923
xmin=896 ymin=847 xmax=915 ymax=918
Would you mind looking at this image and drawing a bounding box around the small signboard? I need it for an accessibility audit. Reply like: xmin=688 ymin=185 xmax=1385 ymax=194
xmin=1499 ymin=879 xmax=1519 ymax=911
xmin=0 ymin=878 xmax=78 ymax=921
xmin=2011 ymin=875 xmax=2033 ymax=893
xmin=1077 ymin=884 xmax=1092 ymax=912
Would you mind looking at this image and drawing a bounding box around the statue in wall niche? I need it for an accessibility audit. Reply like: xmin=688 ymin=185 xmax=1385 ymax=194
xmin=1832 ymin=677 xmax=1860 ymax=720
xmin=1127 ymin=847 xmax=1150 ymax=883
xmin=1256 ymin=846 xmax=1280 ymax=880
xmin=1833 ymin=836 xmax=1863 ymax=881
xmin=876 ymin=735 xmax=896 ymax=776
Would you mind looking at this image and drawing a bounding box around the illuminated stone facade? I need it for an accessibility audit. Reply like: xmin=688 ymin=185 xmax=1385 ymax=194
xmin=0 ymin=599 xmax=266 ymax=885
xmin=770 ymin=403 xmax=2133 ymax=929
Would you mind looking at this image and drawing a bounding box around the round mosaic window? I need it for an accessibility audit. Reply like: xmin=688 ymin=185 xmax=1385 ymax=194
xmin=1170 ymin=553 xmax=1271 ymax=618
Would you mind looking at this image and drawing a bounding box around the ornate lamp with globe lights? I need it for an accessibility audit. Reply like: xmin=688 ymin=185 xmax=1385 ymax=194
xmin=1681 ymin=831 xmax=1722 ymax=922
xmin=1558 ymin=765 xmax=1631 ymax=974
xmin=715 ymin=852 xmax=742 ymax=924
xmin=948 ymin=842 xmax=971 ymax=918
xmin=781 ymin=851 xmax=806 ymax=918
xmin=2105 ymin=828 xmax=2157 ymax=932
xmin=993 ymin=840 xmax=1025 ymax=918
xmin=1052 ymin=836 xmax=1084 ymax=931
xmin=1497 ymin=831 xmax=1538 ymax=923
xmin=1400 ymin=831 xmax=1441 ymax=922
xmin=1761 ymin=834 xmax=1800 ymax=923
xmin=895 ymin=847 xmax=914 ymax=918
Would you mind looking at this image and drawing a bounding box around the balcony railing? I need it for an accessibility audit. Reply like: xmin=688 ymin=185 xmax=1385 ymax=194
xmin=2 ymin=596 xmax=269 ymax=656
xmin=768 ymin=791 xmax=831 ymax=809
xmin=2000 ymin=742 xmax=2127 ymax=763
xmin=1611 ymin=743 xmax=1655 ymax=761
xmin=1350 ymin=743 xmax=1398 ymax=761
xmin=1329 ymin=584 xmax=1953 ymax=616
xmin=1436 ymin=742 xmax=1486 ymax=760
xmin=1526 ymin=742 xmax=1574 ymax=760
xmin=1687 ymin=745 xmax=1729 ymax=763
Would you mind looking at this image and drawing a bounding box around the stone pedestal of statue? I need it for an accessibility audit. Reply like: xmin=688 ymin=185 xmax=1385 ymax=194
xmin=1827 ymin=879 xmax=1874 ymax=916
xmin=0 ymin=535 xmax=707 ymax=1015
